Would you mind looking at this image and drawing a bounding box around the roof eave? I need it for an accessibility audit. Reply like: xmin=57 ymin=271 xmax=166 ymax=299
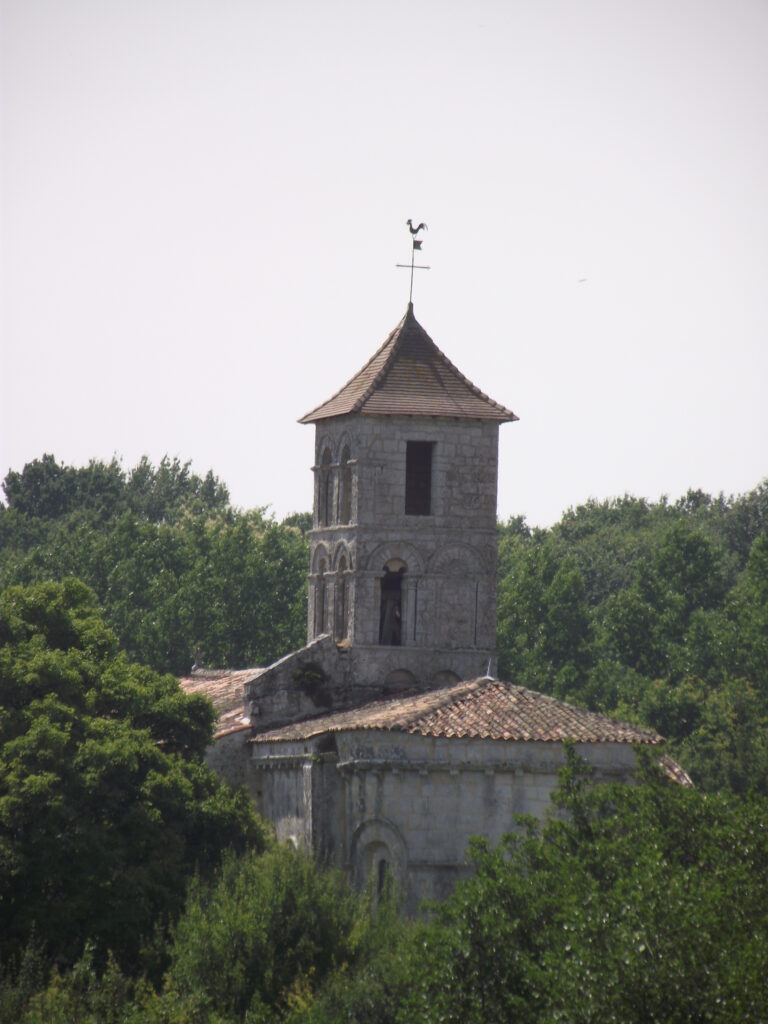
xmin=298 ymin=305 xmax=518 ymax=425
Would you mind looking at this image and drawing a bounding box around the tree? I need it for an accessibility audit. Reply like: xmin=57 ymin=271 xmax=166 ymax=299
xmin=497 ymin=536 xmax=592 ymax=693
xmin=350 ymin=751 xmax=768 ymax=1024
xmin=721 ymin=534 xmax=768 ymax=700
xmin=2 ymin=455 xmax=78 ymax=519
xmin=1 ymin=454 xmax=230 ymax=525
xmin=166 ymin=846 xmax=357 ymax=1021
xmin=0 ymin=580 xmax=264 ymax=971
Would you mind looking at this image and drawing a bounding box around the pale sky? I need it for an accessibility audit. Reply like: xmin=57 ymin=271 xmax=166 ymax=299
xmin=2 ymin=0 xmax=766 ymax=526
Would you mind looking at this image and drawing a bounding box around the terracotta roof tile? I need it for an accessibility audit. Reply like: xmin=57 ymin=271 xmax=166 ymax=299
xmin=179 ymin=668 xmax=262 ymax=738
xmin=658 ymin=753 xmax=694 ymax=787
xmin=252 ymin=678 xmax=662 ymax=745
xmin=299 ymin=305 xmax=517 ymax=424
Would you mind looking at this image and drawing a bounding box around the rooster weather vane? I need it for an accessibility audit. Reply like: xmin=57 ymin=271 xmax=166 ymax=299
xmin=397 ymin=220 xmax=430 ymax=303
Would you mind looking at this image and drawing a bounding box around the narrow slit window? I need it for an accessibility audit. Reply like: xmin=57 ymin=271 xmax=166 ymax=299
xmin=379 ymin=569 xmax=404 ymax=646
xmin=335 ymin=556 xmax=348 ymax=641
xmin=405 ymin=441 xmax=434 ymax=516
xmin=315 ymin=560 xmax=327 ymax=635
xmin=339 ymin=446 xmax=352 ymax=524
xmin=377 ymin=858 xmax=389 ymax=897
xmin=320 ymin=449 xmax=332 ymax=527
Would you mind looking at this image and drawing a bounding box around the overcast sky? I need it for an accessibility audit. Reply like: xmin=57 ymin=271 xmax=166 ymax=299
xmin=2 ymin=0 xmax=766 ymax=526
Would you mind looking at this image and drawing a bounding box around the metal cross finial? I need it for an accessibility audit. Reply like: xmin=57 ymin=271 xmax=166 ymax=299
xmin=397 ymin=220 xmax=430 ymax=303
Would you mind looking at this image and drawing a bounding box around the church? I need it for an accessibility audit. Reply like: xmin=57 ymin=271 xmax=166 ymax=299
xmin=181 ymin=301 xmax=684 ymax=911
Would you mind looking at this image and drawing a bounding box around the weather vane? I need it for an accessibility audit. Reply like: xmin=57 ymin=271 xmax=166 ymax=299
xmin=397 ymin=220 xmax=430 ymax=303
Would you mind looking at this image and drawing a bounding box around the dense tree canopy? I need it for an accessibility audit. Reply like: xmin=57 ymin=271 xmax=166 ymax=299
xmin=0 ymin=579 xmax=264 ymax=971
xmin=2 ymin=455 xmax=768 ymax=1019
xmin=497 ymin=483 xmax=768 ymax=794
xmin=2 ymin=454 xmax=230 ymax=523
xmin=2 ymin=749 xmax=768 ymax=1022
xmin=0 ymin=456 xmax=308 ymax=675
xmin=293 ymin=752 xmax=768 ymax=1024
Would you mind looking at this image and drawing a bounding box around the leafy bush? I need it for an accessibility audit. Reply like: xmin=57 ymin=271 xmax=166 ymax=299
xmin=0 ymin=580 xmax=265 ymax=971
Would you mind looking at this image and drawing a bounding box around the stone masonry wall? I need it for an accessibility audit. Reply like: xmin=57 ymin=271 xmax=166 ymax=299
xmin=249 ymin=732 xmax=639 ymax=913
xmin=245 ymin=635 xmax=493 ymax=734
xmin=307 ymin=414 xmax=501 ymax=686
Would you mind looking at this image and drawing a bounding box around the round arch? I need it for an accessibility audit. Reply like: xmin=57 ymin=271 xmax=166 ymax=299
xmin=430 ymin=669 xmax=462 ymax=687
xmin=365 ymin=540 xmax=426 ymax=575
xmin=427 ymin=543 xmax=483 ymax=575
xmin=350 ymin=817 xmax=408 ymax=895
xmin=315 ymin=433 xmax=335 ymax=462
xmin=334 ymin=431 xmax=354 ymax=462
xmin=332 ymin=542 xmax=353 ymax=571
xmin=311 ymin=543 xmax=330 ymax=574
xmin=383 ymin=669 xmax=417 ymax=692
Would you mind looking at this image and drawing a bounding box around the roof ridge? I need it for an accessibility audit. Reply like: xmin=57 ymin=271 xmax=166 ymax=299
xmin=397 ymin=678 xmax=484 ymax=727
xmin=411 ymin=324 xmax=518 ymax=420
xmin=507 ymin=681 xmax=660 ymax=737
xmin=297 ymin=310 xmax=408 ymax=424
xmin=403 ymin=677 xmax=493 ymax=733
xmin=299 ymin=306 xmax=517 ymax=424
xmin=252 ymin=674 xmax=666 ymax=746
xmin=349 ymin=305 xmax=411 ymax=413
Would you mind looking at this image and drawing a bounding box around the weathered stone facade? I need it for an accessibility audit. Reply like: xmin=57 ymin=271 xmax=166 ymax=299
xmin=247 ymin=305 xmax=517 ymax=732
xmin=250 ymin=729 xmax=641 ymax=912
xmin=308 ymin=414 xmax=500 ymax=669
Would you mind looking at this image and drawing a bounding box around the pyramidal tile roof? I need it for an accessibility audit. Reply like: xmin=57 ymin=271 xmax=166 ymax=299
xmin=252 ymin=677 xmax=663 ymax=746
xmin=299 ymin=304 xmax=518 ymax=424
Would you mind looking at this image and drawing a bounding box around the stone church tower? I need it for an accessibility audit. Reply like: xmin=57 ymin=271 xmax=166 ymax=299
xmin=299 ymin=301 xmax=518 ymax=694
xmin=230 ymin=302 xmax=518 ymax=731
xmin=181 ymin=301 xmax=686 ymax=911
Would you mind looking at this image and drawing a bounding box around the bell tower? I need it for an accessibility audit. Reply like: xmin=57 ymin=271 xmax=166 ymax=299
xmin=299 ymin=303 xmax=517 ymax=692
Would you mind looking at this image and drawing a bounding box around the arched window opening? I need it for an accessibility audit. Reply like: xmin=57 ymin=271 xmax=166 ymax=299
xmin=339 ymin=445 xmax=352 ymax=524
xmin=379 ymin=564 xmax=405 ymax=646
xmin=334 ymin=556 xmax=349 ymax=641
xmin=383 ymin=669 xmax=417 ymax=693
xmin=315 ymin=559 xmax=327 ymax=635
xmin=319 ymin=449 xmax=332 ymax=527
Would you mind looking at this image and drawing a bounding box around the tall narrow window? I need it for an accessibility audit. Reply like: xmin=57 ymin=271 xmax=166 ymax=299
xmin=320 ymin=449 xmax=332 ymax=527
xmin=335 ymin=555 xmax=348 ymax=640
xmin=405 ymin=441 xmax=434 ymax=515
xmin=377 ymin=858 xmax=389 ymax=897
xmin=379 ymin=567 xmax=404 ymax=646
xmin=315 ymin=560 xmax=327 ymax=635
xmin=339 ymin=445 xmax=352 ymax=524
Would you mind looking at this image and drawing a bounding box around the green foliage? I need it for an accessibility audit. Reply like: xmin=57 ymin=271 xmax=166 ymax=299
xmin=3 ymin=753 xmax=768 ymax=1023
xmin=2 ymin=454 xmax=229 ymax=524
xmin=288 ymin=888 xmax=421 ymax=1024
xmin=166 ymin=846 xmax=358 ymax=1021
xmin=497 ymin=534 xmax=593 ymax=692
xmin=281 ymin=511 xmax=313 ymax=536
xmin=0 ymin=456 xmax=309 ymax=674
xmin=300 ymin=752 xmax=768 ymax=1024
xmin=498 ymin=482 xmax=768 ymax=795
xmin=0 ymin=580 xmax=265 ymax=971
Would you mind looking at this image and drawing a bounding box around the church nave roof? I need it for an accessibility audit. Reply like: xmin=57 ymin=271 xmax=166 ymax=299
xmin=251 ymin=676 xmax=662 ymax=746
